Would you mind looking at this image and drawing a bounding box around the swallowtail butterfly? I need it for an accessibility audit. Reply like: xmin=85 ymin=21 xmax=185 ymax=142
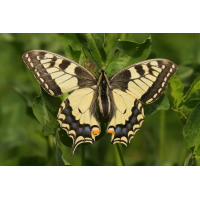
xmin=23 ymin=50 xmax=177 ymax=155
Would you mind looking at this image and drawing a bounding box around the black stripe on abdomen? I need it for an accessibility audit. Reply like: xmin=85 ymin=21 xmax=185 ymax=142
xmin=101 ymin=94 xmax=109 ymax=118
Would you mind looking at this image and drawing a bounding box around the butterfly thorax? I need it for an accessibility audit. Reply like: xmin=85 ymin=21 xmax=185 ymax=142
xmin=98 ymin=70 xmax=110 ymax=118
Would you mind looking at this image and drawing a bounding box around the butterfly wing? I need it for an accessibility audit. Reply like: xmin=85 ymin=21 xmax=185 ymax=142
xmin=108 ymin=59 xmax=177 ymax=145
xmin=23 ymin=50 xmax=97 ymax=96
xmin=108 ymin=89 xmax=144 ymax=145
xmin=57 ymin=87 xmax=100 ymax=155
xmin=109 ymin=59 xmax=177 ymax=104
xmin=23 ymin=50 xmax=100 ymax=155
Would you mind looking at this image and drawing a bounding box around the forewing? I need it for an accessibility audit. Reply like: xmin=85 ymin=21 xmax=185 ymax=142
xmin=107 ymin=89 xmax=144 ymax=145
xmin=57 ymin=88 xmax=100 ymax=155
xmin=109 ymin=59 xmax=177 ymax=104
xmin=23 ymin=50 xmax=97 ymax=96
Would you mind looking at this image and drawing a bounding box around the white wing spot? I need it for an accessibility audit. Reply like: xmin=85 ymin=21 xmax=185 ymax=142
xmin=152 ymin=66 xmax=162 ymax=72
xmin=59 ymin=114 xmax=66 ymax=120
xmin=164 ymin=77 xmax=167 ymax=81
xmin=150 ymin=61 xmax=158 ymax=66
xmin=121 ymin=136 xmax=128 ymax=144
xmin=46 ymin=68 xmax=59 ymax=73
xmin=153 ymin=93 xmax=157 ymax=98
xmin=172 ymin=64 xmax=175 ymax=68
xmin=170 ymin=68 xmax=173 ymax=72
xmin=167 ymin=73 xmax=170 ymax=77
xmin=61 ymin=124 xmax=69 ymax=129
xmin=152 ymin=70 xmax=159 ymax=77
xmin=137 ymin=114 xmax=143 ymax=122
xmin=55 ymin=59 xmax=63 ymax=67
xmin=30 ymin=63 xmax=33 ymax=67
xmin=40 ymin=78 xmax=44 ymax=83
xmin=45 ymin=53 xmax=54 ymax=58
xmin=41 ymin=59 xmax=52 ymax=64
xmin=43 ymin=63 xmax=51 ymax=68
xmin=146 ymin=98 xmax=153 ymax=104
xmin=162 ymin=65 xmax=165 ymax=69
xmin=45 ymin=84 xmax=49 ymax=89
xmin=146 ymin=74 xmax=156 ymax=82
xmin=25 ymin=54 xmax=28 ymax=58
xmin=36 ymin=72 xmax=40 ymax=77
xmin=158 ymin=88 xmax=162 ymax=93
xmin=128 ymin=130 xmax=134 ymax=137
xmin=49 ymin=89 xmax=55 ymax=95
xmin=28 ymin=58 xmax=31 ymax=62
xmin=162 ymin=82 xmax=165 ymax=87
xmin=37 ymin=56 xmax=40 ymax=60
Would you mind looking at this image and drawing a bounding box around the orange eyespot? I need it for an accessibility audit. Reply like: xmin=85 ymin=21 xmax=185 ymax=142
xmin=108 ymin=128 xmax=115 ymax=135
xmin=92 ymin=127 xmax=100 ymax=135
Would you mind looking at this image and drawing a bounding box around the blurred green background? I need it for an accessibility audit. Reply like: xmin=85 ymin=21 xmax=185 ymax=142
xmin=0 ymin=33 xmax=199 ymax=166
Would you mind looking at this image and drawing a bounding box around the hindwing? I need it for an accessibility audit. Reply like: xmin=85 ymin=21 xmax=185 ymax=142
xmin=107 ymin=89 xmax=144 ymax=145
xmin=23 ymin=50 xmax=97 ymax=96
xmin=109 ymin=59 xmax=177 ymax=104
xmin=57 ymin=88 xmax=100 ymax=155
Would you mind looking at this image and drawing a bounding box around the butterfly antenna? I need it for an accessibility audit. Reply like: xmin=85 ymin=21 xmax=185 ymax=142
xmin=105 ymin=49 xmax=119 ymax=70
xmin=88 ymin=50 xmax=101 ymax=70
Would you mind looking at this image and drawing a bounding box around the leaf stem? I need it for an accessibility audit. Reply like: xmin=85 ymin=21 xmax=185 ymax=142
xmin=81 ymin=146 xmax=85 ymax=166
xmin=47 ymin=135 xmax=54 ymax=166
xmin=116 ymin=143 xmax=126 ymax=166
xmin=178 ymin=147 xmax=187 ymax=166
xmin=159 ymin=110 xmax=165 ymax=166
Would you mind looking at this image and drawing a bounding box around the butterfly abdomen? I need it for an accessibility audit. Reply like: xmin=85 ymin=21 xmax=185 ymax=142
xmin=100 ymin=94 xmax=110 ymax=117
xmin=98 ymin=71 xmax=110 ymax=118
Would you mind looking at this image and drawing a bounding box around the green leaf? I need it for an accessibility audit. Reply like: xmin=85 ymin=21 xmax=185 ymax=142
xmin=106 ymin=37 xmax=152 ymax=77
xmin=183 ymin=102 xmax=200 ymax=151
xmin=169 ymin=74 xmax=184 ymax=108
xmin=58 ymin=128 xmax=73 ymax=147
xmin=4 ymin=156 xmax=47 ymax=166
xmin=171 ymin=105 xmax=190 ymax=125
xmin=0 ymin=91 xmax=26 ymax=152
xmin=65 ymin=45 xmax=81 ymax=64
xmin=183 ymin=77 xmax=200 ymax=101
xmin=194 ymin=147 xmax=200 ymax=165
xmin=182 ymin=77 xmax=200 ymax=109
xmin=184 ymin=151 xmax=192 ymax=166
xmin=54 ymin=129 xmax=70 ymax=166
xmin=143 ymin=94 xmax=170 ymax=116
xmin=32 ymin=87 xmax=61 ymax=136
xmin=19 ymin=156 xmax=47 ymax=166
xmin=184 ymin=147 xmax=199 ymax=166
xmin=183 ymin=89 xmax=200 ymax=109
xmin=76 ymin=33 xmax=106 ymax=67
xmin=195 ymin=156 xmax=200 ymax=166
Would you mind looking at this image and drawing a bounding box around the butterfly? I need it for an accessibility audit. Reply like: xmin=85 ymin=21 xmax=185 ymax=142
xmin=23 ymin=50 xmax=177 ymax=155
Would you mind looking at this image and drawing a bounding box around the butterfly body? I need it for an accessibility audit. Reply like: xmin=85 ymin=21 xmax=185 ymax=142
xmin=23 ymin=50 xmax=177 ymax=155
xmin=98 ymin=70 xmax=110 ymax=118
